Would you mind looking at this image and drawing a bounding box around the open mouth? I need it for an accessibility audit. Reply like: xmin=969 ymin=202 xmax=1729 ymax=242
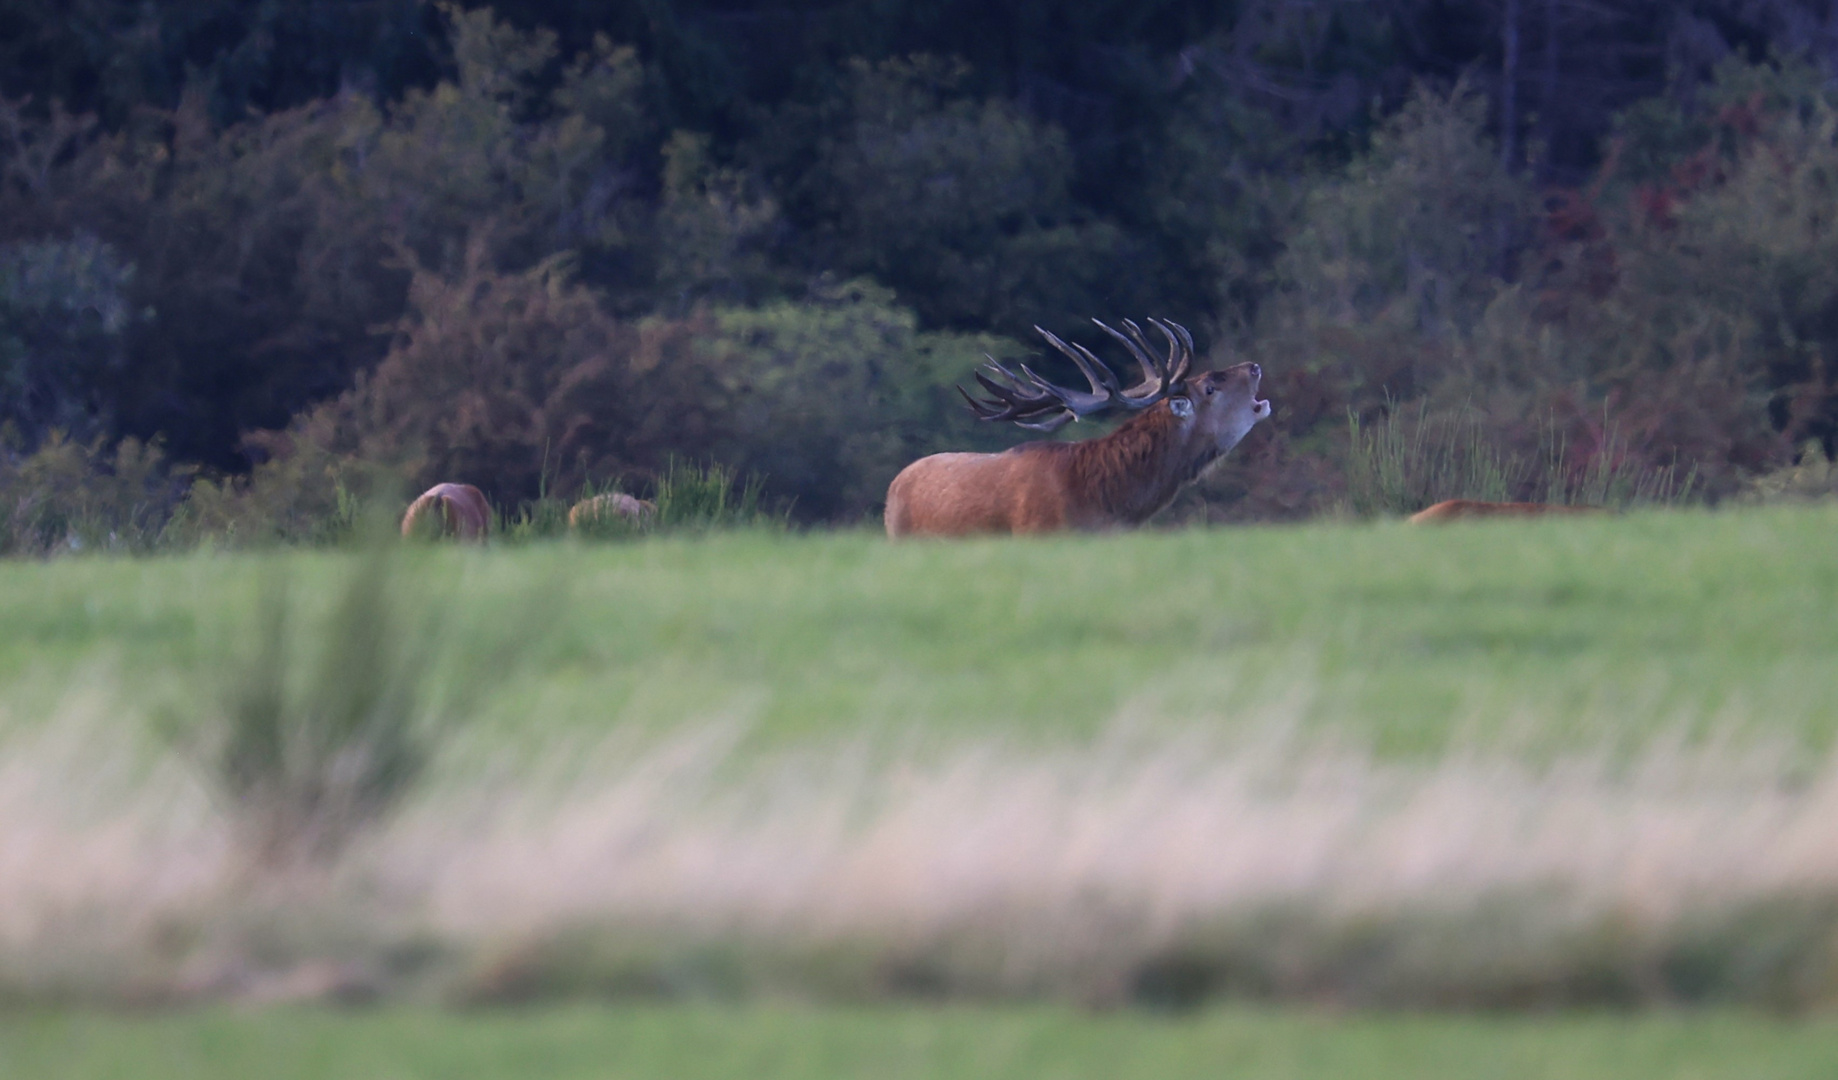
xmin=1244 ymin=366 xmax=1270 ymax=419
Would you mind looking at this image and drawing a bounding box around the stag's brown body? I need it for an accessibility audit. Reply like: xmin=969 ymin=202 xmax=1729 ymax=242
xmin=887 ymin=361 xmax=1269 ymax=537
xmin=401 ymin=482 xmax=491 ymax=540
xmin=1408 ymin=499 xmax=1602 ymax=523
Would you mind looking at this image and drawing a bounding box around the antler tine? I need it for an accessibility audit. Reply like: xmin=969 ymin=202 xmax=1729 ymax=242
xmin=1016 ymin=361 xmax=1112 ymax=415
xmin=1093 ymin=319 xmax=1161 ymax=387
xmin=966 ymin=354 xmax=1101 ymax=426
xmin=1148 ymin=318 xmax=1195 ymax=383
xmin=971 ymin=366 xmax=1047 ymax=419
xmin=958 ymin=318 xmax=1198 ymax=429
xmin=1036 ymin=326 xmax=1123 ymax=397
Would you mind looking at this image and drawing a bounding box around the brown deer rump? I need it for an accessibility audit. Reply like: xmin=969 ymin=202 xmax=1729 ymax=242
xmin=401 ymin=482 xmax=492 ymax=540
xmin=568 ymin=492 xmax=655 ymax=528
xmin=1408 ymin=499 xmax=1604 ymax=523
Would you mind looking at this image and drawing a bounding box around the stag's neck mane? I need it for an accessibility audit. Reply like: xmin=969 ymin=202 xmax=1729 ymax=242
xmin=1024 ymin=404 xmax=1213 ymax=525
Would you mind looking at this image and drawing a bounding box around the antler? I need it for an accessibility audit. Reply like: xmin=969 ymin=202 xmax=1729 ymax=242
xmin=960 ymin=318 xmax=1195 ymax=431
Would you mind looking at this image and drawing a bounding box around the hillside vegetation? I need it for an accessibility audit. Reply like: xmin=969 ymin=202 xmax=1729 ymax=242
xmin=6 ymin=4 xmax=1838 ymax=541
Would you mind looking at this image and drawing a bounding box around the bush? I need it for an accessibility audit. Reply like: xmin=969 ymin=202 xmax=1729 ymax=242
xmin=0 ymin=430 xmax=184 ymax=555
xmin=760 ymin=55 xmax=1134 ymax=331
xmin=0 ymin=233 xmax=138 ymax=447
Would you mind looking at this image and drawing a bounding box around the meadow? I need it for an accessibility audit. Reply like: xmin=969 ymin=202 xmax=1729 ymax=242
xmin=5 ymin=1004 xmax=1838 ymax=1080
xmin=4 ymin=504 xmax=1838 ymax=1077
xmin=4 ymin=502 xmax=1835 ymax=751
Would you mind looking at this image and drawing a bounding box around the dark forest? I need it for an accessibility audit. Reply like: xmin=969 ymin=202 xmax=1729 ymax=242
xmin=4 ymin=0 xmax=1838 ymax=541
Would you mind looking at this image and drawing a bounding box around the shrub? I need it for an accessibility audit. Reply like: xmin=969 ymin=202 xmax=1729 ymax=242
xmin=761 ymin=55 xmax=1134 ymax=330
xmin=1740 ymin=441 xmax=1838 ymax=504
xmin=0 ymin=430 xmax=185 ymax=555
xmin=0 ymin=233 xmax=138 ymax=447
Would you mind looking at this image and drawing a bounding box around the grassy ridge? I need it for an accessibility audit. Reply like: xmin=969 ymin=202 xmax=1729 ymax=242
xmin=1 ymin=504 xmax=1835 ymax=751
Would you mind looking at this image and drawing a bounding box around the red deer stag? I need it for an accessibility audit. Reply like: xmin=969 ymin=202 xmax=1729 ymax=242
xmin=885 ymin=319 xmax=1270 ymax=536
xmin=1409 ymin=499 xmax=1603 ymax=523
xmin=401 ymin=482 xmax=491 ymax=541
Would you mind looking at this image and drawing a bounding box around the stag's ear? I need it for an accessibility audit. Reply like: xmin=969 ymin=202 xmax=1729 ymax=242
xmin=1169 ymin=396 xmax=1194 ymax=419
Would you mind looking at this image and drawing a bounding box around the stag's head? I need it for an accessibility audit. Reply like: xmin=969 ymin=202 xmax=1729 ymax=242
xmin=961 ymin=318 xmax=1271 ymax=445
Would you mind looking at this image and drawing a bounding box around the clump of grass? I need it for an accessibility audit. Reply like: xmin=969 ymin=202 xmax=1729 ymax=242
xmin=496 ymin=493 xmax=572 ymax=544
xmin=650 ymin=459 xmax=781 ymax=533
xmin=1537 ymin=422 xmax=1698 ymax=509
xmin=206 ymin=550 xmax=446 ymax=868
xmin=1346 ymin=404 xmax=1697 ymax=517
xmin=496 ymin=461 xmax=783 ymax=545
xmin=1346 ymin=406 xmax=1522 ymax=517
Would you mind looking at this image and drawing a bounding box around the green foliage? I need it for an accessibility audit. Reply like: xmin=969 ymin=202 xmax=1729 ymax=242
xmin=0 ymin=431 xmax=182 ymax=555
xmin=649 ymin=459 xmax=777 ymax=532
xmin=7 ymin=7 xmax=1838 ymax=529
xmin=1345 ymin=407 xmax=1521 ymax=517
xmin=688 ymin=280 xmax=1009 ymax=520
xmin=1281 ymin=82 xmax=1530 ymax=339
xmin=163 ymin=444 xmax=394 ymax=549
xmin=0 ymin=233 xmax=138 ymax=447
xmin=763 ymin=55 xmax=1130 ymax=330
xmin=654 ymin=130 xmax=787 ymax=307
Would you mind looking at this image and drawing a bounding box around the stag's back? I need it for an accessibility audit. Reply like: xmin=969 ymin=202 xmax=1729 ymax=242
xmin=885 ymin=450 xmax=1077 ymax=537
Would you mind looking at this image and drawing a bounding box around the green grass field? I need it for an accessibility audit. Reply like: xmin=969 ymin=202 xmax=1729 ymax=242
xmin=5 ymin=1004 xmax=1838 ymax=1080
xmin=2 ymin=503 xmax=1834 ymax=752
xmin=5 ymin=504 xmax=1838 ymax=1077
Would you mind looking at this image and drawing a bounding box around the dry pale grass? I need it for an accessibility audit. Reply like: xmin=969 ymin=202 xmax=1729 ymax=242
xmin=6 ymin=703 xmax=1838 ymax=1009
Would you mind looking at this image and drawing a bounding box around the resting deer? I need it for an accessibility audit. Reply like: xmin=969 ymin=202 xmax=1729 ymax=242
xmin=885 ymin=319 xmax=1270 ymax=536
xmin=1409 ymin=499 xmax=1603 ymax=523
xmin=568 ymin=492 xmax=655 ymax=529
xmin=401 ymin=482 xmax=491 ymax=541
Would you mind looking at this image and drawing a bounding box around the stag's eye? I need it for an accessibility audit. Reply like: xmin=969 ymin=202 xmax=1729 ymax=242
xmin=1203 ymin=385 xmax=1215 ymax=396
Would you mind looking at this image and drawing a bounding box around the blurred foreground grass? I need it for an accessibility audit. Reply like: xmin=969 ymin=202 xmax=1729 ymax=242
xmin=5 ymin=1005 xmax=1838 ymax=1080
xmin=8 ymin=507 xmax=1838 ymax=1068
xmin=1 ymin=503 xmax=1834 ymax=752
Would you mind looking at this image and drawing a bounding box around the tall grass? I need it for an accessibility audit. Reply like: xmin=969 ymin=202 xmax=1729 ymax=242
xmin=1346 ymin=405 xmax=1698 ymax=517
xmin=649 ymin=458 xmax=778 ymax=533
xmin=496 ymin=460 xmax=783 ymax=544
